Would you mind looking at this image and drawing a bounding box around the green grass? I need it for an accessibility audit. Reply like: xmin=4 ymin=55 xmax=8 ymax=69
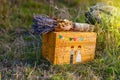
xmin=0 ymin=0 xmax=120 ymax=80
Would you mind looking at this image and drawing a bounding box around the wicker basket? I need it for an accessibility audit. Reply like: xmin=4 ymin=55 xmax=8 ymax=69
xmin=42 ymin=32 xmax=97 ymax=64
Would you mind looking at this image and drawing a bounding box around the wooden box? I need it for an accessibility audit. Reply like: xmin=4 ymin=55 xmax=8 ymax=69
xmin=42 ymin=32 xmax=97 ymax=65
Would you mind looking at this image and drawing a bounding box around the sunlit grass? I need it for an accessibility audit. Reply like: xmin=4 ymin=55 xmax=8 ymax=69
xmin=0 ymin=0 xmax=120 ymax=80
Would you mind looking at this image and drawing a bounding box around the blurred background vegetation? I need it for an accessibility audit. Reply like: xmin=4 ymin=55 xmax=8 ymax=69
xmin=1 ymin=0 xmax=120 ymax=30
xmin=0 ymin=0 xmax=120 ymax=80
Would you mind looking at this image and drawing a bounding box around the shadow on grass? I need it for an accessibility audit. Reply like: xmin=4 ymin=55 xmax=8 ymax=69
xmin=0 ymin=29 xmax=54 ymax=79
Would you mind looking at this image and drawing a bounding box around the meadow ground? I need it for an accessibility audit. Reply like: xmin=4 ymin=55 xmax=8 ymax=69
xmin=0 ymin=0 xmax=120 ymax=80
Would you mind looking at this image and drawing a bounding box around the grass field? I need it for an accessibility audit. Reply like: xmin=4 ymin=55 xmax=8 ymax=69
xmin=0 ymin=0 xmax=120 ymax=80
